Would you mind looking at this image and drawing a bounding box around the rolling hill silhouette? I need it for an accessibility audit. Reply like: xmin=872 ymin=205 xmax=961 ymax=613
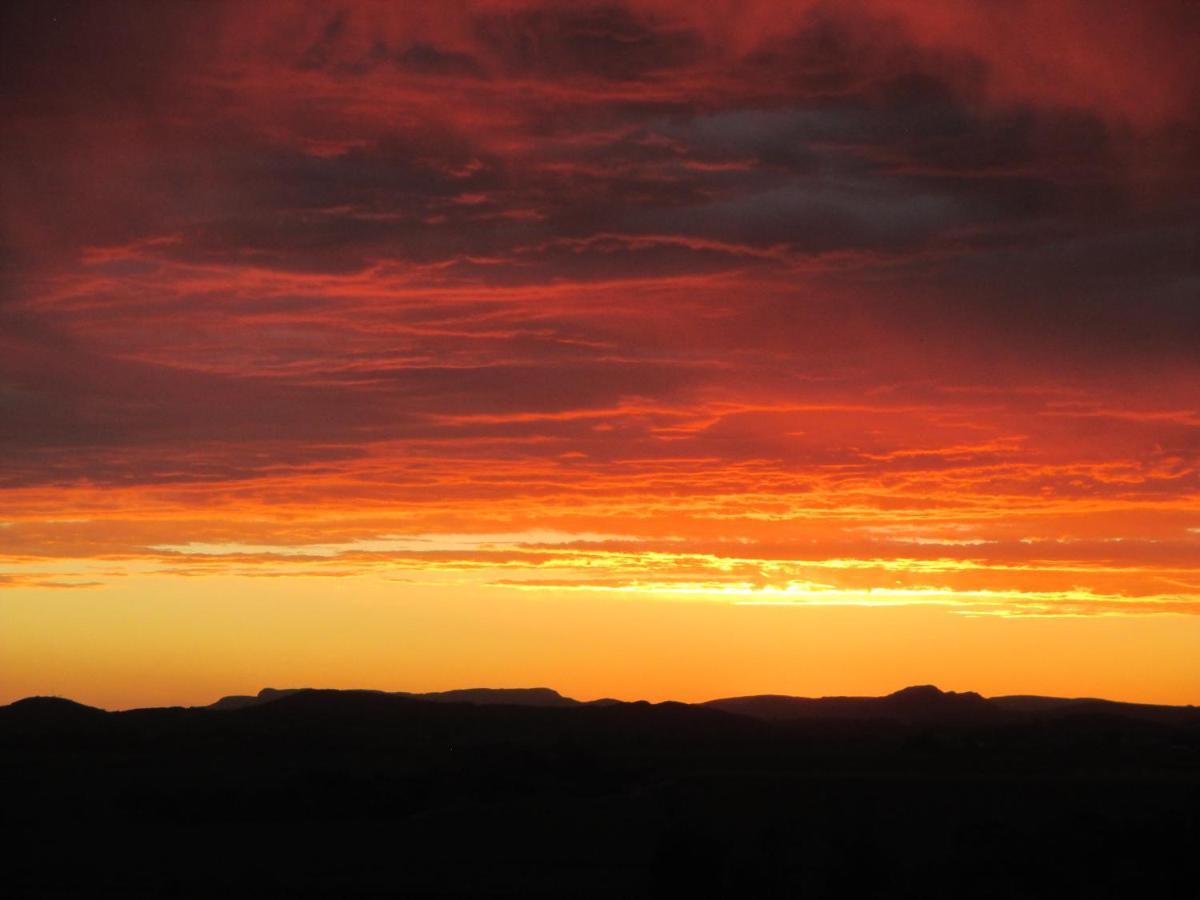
xmin=704 ymin=684 xmax=996 ymax=723
xmin=207 ymin=685 xmax=584 ymax=711
xmin=199 ymin=682 xmax=1199 ymax=723
xmin=704 ymin=684 xmax=1200 ymax=726
xmin=3 ymin=684 xmax=1197 ymax=898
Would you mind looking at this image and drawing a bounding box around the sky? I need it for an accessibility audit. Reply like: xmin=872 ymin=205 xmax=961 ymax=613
xmin=2 ymin=0 xmax=1199 ymax=709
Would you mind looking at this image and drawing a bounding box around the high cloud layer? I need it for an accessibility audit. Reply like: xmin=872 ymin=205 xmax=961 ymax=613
xmin=2 ymin=0 xmax=1199 ymax=622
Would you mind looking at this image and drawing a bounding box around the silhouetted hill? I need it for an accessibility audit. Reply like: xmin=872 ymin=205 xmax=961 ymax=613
xmin=3 ymin=685 xmax=1198 ymax=897
xmin=207 ymin=686 xmax=305 ymax=710
xmin=200 ymin=683 xmax=1200 ymax=725
xmin=208 ymin=685 xmax=580 ymax=711
xmin=0 ymin=696 xmax=109 ymax=734
xmin=704 ymin=684 xmax=996 ymax=723
xmin=398 ymin=686 xmax=581 ymax=707
xmin=704 ymin=684 xmax=1199 ymax=727
xmin=1 ymin=695 xmax=105 ymax=718
xmin=991 ymin=694 xmax=1199 ymax=725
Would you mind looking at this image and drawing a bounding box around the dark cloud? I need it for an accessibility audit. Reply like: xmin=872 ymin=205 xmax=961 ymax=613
xmin=1 ymin=0 xmax=1197 ymax=581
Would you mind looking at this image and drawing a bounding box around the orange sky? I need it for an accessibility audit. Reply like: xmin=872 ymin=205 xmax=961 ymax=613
xmin=2 ymin=0 xmax=1199 ymax=708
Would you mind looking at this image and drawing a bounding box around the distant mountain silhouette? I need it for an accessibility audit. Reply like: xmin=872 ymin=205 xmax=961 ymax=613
xmin=3 ymin=683 xmax=1198 ymax=898
xmin=703 ymin=684 xmax=1199 ymax=726
xmin=0 ymin=695 xmax=109 ymax=732
xmin=207 ymin=686 xmax=305 ymax=710
xmin=399 ymin=686 xmax=582 ymax=707
xmin=208 ymin=685 xmax=581 ymax=711
xmin=703 ymin=684 xmax=996 ymax=723
xmin=2 ymin=695 xmax=106 ymax=717
xmin=990 ymin=693 xmax=1199 ymax=725
xmin=8 ymin=684 xmax=1196 ymax=728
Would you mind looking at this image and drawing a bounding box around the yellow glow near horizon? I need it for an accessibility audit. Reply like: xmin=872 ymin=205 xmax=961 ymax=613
xmin=3 ymin=572 xmax=1198 ymax=710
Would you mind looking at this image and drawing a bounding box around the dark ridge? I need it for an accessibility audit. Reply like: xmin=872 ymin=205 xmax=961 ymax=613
xmin=206 ymin=685 xmax=577 ymax=711
xmin=7 ymin=685 xmax=1195 ymax=727
xmin=704 ymin=684 xmax=993 ymax=723
xmin=2 ymin=684 xmax=1198 ymax=897
xmin=400 ymin=687 xmax=580 ymax=707
xmin=0 ymin=695 xmax=107 ymax=721
xmin=0 ymin=696 xmax=110 ymax=741
xmin=884 ymin=684 xmax=989 ymax=710
xmin=207 ymin=686 xmax=304 ymax=710
xmin=992 ymin=694 xmax=1200 ymax=725
xmin=702 ymin=684 xmax=1198 ymax=727
xmin=992 ymin=694 xmax=1093 ymax=712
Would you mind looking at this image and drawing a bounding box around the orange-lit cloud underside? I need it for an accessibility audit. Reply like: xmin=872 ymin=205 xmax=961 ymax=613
xmin=2 ymin=1 xmax=1199 ymax=706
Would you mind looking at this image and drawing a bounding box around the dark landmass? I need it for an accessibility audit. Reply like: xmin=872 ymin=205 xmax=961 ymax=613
xmin=3 ymin=686 xmax=1198 ymax=898
xmin=704 ymin=684 xmax=1200 ymax=726
xmin=206 ymin=685 xmax=590 ymax=712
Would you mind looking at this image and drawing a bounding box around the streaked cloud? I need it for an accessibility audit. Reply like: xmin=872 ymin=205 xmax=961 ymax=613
xmin=2 ymin=0 xmax=1198 ymax=632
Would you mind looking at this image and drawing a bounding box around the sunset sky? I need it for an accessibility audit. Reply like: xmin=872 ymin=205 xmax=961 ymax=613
xmin=2 ymin=0 xmax=1199 ymax=709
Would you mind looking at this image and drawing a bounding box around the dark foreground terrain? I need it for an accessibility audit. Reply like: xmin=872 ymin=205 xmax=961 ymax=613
xmin=3 ymin=685 xmax=1198 ymax=898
